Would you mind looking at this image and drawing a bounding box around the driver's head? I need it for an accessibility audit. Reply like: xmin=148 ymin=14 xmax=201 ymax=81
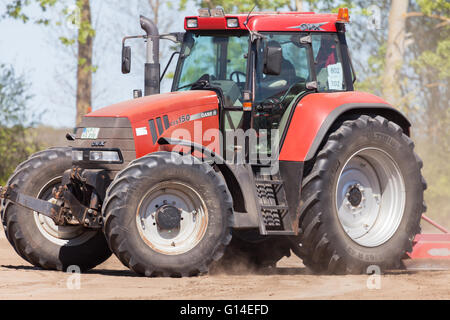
xmin=316 ymin=37 xmax=337 ymax=69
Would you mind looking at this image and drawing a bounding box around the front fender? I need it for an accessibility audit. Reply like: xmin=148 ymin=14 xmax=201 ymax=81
xmin=279 ymin=92 xmax=411 ymax=162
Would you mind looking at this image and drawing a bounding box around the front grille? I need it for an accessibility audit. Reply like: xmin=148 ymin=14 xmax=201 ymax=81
xmin=70 ymin=117 xmax=136 ymax=178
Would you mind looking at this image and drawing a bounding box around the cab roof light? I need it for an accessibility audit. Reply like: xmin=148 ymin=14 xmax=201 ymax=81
xmin=337 ymin=8 xmax=350 ymax=23
xmin=210 ymin=7 xmax=225 ymax=17
xmin=186 ymin=18 xmax=198 ymax=28
xmin=198 ymin=8 xmax=210 ymax=17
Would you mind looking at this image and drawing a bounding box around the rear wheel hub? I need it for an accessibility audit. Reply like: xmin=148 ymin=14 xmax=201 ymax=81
xmin=347 ymin=185 xmax=363 ymax=207
xmin=155 ymin=205 xmax=182 ymax=230
xmin=136 ymin=181 xmax=208 ymax=255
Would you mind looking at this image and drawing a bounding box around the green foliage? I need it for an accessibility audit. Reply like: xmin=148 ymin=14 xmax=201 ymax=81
xmin=417 ymin=0 xmax=450 ymax=16
xmin=411 ymin=1 xmax=450 ymax=81
xmin=413 ymin=40 xmax=450 ymax=80
xmin=5 ymin=0 xmax=96 ymax=56
xmin=0 ymin=65 xmax=41 ymax=185
xmin=4 ymin=0 xmax=57 ymax=22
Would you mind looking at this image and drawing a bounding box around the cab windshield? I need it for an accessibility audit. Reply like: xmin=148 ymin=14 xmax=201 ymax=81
xmin=173 ymin=32 xmax=249 ymax=108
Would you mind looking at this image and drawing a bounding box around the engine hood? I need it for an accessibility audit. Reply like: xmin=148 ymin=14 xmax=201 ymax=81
xmin=86 ymin=90 xmax=219 ymax=124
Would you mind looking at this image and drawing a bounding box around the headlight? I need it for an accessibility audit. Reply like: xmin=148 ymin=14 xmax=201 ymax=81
xmin=226 ymin=18 xmax=239 ymax=28
xmin=72 ymin=150 xmax=84 ymax=161
xmin=89 ymin=151 xmax=121 ymax=162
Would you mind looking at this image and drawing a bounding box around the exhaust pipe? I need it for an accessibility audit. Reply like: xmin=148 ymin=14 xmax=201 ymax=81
xmin=140 ymin=15 xmax=160 ymax=96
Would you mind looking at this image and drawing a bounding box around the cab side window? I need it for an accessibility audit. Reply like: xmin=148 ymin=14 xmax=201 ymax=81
xmin=312 ymin=34 xmax=346 ymax=91
xmin=255 ymin=34 xmax=311 ymax=104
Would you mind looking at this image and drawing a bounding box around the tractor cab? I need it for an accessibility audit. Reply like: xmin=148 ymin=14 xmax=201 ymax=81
xmin=123 ymin=8 xmax=354 ymax=139
xmin=177 ymin=10 xmax=353 ymax=160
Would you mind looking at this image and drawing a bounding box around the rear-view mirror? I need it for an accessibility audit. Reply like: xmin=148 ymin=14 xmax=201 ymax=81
xmin=263 ymin=45 xmax=282 ymax=76
xmin=122 ymin=46 xmax=131 ymax=74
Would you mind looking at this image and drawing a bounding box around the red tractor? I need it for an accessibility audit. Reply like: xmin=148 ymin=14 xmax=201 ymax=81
xmin=0 ymin=8 xmax=427 ymax=276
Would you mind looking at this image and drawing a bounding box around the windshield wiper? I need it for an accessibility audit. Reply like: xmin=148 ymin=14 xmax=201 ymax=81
xmin=177 ymin=82 xmax=197 ymax=91
xmin=177 ymin=79 xmax=209 ymax=91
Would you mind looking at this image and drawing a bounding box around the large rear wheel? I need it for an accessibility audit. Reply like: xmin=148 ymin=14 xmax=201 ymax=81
xmin=289 ymin=115 xmax=426 ymax=274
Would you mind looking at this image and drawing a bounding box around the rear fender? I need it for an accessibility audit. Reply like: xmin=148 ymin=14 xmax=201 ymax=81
xmin=279 ymin=92 xmax=411 ymax=162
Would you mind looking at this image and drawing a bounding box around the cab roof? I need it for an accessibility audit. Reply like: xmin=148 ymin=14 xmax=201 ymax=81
xmin=184 ymin=12 xmax=341 ymax=33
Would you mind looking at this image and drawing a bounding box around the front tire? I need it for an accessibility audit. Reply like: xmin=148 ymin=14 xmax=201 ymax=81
xmin=102 ymin=152 xmax=234 ymax=277
xmin=1 ymin=148 xmax=112 ymax=271
xmin=289 ymin=115 xmax=426 ymax=274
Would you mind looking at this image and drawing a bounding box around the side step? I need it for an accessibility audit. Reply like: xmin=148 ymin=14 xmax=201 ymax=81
xmin=254 ymin=171 xmax=294 ymax=234
xmin=260 ymin=205 xmax=289 ymax=211
xmin=255 ymin=179 xmax=283 ymax=185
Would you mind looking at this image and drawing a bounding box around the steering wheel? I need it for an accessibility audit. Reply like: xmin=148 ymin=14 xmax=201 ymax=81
xmin=230 ymin=71 xmax=246 ymax=85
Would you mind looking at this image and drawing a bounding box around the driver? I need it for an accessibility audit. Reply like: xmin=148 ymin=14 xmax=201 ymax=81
xmin=315 ymin=37 xmax=338 ymax=89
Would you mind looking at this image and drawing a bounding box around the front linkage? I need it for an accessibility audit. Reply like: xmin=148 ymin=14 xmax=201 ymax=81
xmin=0 ymin=167 xmax=107 ymax=229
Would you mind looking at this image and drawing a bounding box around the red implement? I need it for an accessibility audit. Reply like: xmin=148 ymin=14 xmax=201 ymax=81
xmin=409 ymin=215 xmax=450 ymax=260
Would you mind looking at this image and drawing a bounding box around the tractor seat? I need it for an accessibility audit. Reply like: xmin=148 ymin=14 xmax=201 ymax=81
xmin=257 ymin=58 xmax=297 ymax=103
xmin=261 ymin=59 xmax=297 ymax=89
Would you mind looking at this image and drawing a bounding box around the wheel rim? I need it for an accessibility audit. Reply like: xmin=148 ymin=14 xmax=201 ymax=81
xmin=335 ymin=147 xmax=406 ymax=247
xmin=136 ymin=181 xmax=208 ymax=255
xmin=33 ymin=177 xmax=96 ymax=246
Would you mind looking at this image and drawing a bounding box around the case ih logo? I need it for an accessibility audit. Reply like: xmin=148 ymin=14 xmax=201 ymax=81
xmin=148 ymin=110 xmax=218 ymax=145
xmin=91 ymin=141 xmax=106 ymax=147
xmin=289 ymin=22 xmax=327 ymax=31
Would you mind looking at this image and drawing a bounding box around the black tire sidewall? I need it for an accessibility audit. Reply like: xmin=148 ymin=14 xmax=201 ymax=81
xmin=316 ymin=119 xmax=423 ymax=269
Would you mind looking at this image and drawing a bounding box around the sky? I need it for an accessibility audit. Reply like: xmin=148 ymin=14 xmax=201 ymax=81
xmin=0 ymin=1 xmax=196 ymax=128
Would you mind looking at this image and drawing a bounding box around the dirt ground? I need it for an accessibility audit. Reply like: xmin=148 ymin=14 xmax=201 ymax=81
xmin=0 ymin=233 xmax=448 ymax=300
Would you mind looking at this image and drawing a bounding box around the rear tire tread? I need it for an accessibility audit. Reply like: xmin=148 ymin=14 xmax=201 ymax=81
xmin=294 ymin=115 xmax=426 ymax=274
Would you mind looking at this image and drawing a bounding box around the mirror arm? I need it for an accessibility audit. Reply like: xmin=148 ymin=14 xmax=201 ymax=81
xmin=159 ymin=32 xmax=185 ymax=44
xmin=122 ymin=32 xmax=184 ymax=49
xmin=122 ymin=35 xmax=146 ymax=47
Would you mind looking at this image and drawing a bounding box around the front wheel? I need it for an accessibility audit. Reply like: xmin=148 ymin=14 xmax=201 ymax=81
xmin=289 ymin=115 xmax=426 ymax=274
xmin=102 ymin=152 xmax=234 ymax=277
xmin=1 ymin=148 xmax=112 ymax=271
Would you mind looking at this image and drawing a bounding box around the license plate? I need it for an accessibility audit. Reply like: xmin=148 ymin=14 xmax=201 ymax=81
xmin=81 ymin=127 xmax=100 ymax=139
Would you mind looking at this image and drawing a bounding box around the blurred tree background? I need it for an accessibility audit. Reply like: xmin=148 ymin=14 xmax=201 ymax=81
xmin=0 ymin=0 xmax=448 ymax=226
xmin=0 ymin=64 xmax=41 ymax=185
